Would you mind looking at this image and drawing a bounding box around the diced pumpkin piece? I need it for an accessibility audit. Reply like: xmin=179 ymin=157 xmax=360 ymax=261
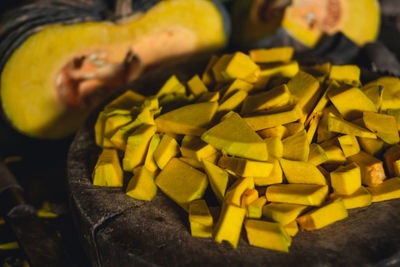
xmin=285 ymin=122 xmax=305 ymax=136
xmin=213 ymin=203 xmax=246 ymax=248
xmin=94 ymin=111 xmax=108 ymax=147
xmin=367 ymin=177 xmax=400 ymax=202
xmin=153 ymin=134 xmax=180 ymax=170
xmin=363 ymin=111 xmax=399 ymax=145
xmin=221 ymin=79 xmax=254 ymax=102
xmin=262 ymin=203 xmax=307 ymax=226
xmin=384 ymin=145 xmax=400 ymax=177
xmin=122 ymin=124 xmax=156 ymax=172
xmin=214 ymin=52 xmax=260 ymax=83
xmin=244 ymin=104 xmax=302 ymax=131
xmin=349 ymin=151 xmax=386 ymax=186
xmin=323 ymin=145 xmax=346 ymax=165
xmin=328 ymin=86 xmax=377 ymax=120
xmin=330 ymin=162 xmax=362 ymax=195
xmin=266 ymin=184 xmax=329 ymax=206
xmin=317 ymin=106 xmax=339 ymax=143
xmin=301 ymin=62 xmax=331 ymax=84
xmin=363 ymin=76 xmax=400 ymax=111
xmin=218 ymin=155 xmax=273 ymax=177
xmin=306 ymin=114 xmax=320 ymax=143
xmin=179 ymin=157 xmax=203 ymax=169
xmin=330 ymin=187 xmax=371 ymax=209
xmin=328 ymin=115 xmax=376 ymax=139
xmin=282 ymin=130 xmax=309 ymax=161
xmin=329 ymin=65 xmax=360 ymax=84
xmin=257 ymin=125 xmax=288 ymax=139
xmin=284 ymin=221 xmax=299 ymax=237
xmin=202 ymin=159 xmax=229 ymax=203
xmin=103 ymin=112 xmax=133 ymax=147
xmin=187 ymin=75 xmax=208 ymax=97
xmin=110 ymin=107 xmax=155 ymax=150
xmin=287 ymin=71 xmax=321 ymax=121
xmin=258 ymin=61 xmax=299 ymax=82
xmin=338 ymin=135 xmax=360 ymax=157
xmin=265 ymin=136 xmax=283 ymax=159
xmin=155 ymin=158 xmax=208 ymax=211
xmin=247 ymin=196 xmax=267 ymax=219
xmin=241 ymin=189 xmax=259 ymax=209
xmin=189 ymin=199 xmax=213 ymax=238
xmin=241 ymin=84 xmax=292 ymax=115
xmin=254 ymin=159 xmax=283 ymax=186
xmin=297 ymin=198 xmax=348 ymax=230
xmin=387 ymin=109 xmax=400 ymax=131
xmin=280 ymin=158 xmax=327 ymax=185
xmin=308 ymin=143 xmax=328 ymax=166
xmin=144 ymin=134 xmax=161 ymax=172
xmin=244 ymin=219 xmax=291 ymax=253
xmin=155 ymin=102 xmax=218 ymax=136
xmin=225 ymin=177 xmax=255 ymax=206
xmin=217 ymin=90 xmax=248 ymax=114
xmin=197 ymin=91 xmax=220 ymax=103
xmin=249 ymin=47 xmax=294 ymax=63
xmin=202 ymin=55 xmax=219 ymax=86
xmin=104 ymin=90 xmax=145 ymax=110
xmin=126 ymin=166 xmax=157 ymax=201
xmin=156 ymin=75 xmax=186 ymax=98
xmin=358 ymin=136 xmax=386 ymax=156
xmin=180 ymin=135 xmax=217 ymax=162
xmin=201 ymin=112 xmax=268 ymax=161
xmin=92 ymin=148 xmax=123 ymax=187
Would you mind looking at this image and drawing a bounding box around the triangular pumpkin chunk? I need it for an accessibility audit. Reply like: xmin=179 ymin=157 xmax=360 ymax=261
xmin=201 ymin=112 xmax=268 ymax=161
xmin=155 ymin=102 xmax=218 ymax=136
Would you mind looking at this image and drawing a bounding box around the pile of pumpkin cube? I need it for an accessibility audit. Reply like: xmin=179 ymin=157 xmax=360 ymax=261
xmin=93 ymin=47 xmax=400 ymax=253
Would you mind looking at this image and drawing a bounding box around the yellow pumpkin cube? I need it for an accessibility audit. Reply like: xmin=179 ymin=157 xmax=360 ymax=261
xmin=144 ymin=134 xmax=161 ymax=172
xmin=241 ymin=189 xmax=259 ymax=209
xmin=155 ymin=158 xmax=208 ymax=211
xmin=92 ymin=148 xmax=123 ymax=187
xmin=201 ymin=112 xmax=268 ymax=161
xmin=282 ymin=130 xmax=309 ymax=161
xmin=180 ymin=135 xmax=217 ymax=162
xmin=187 ymin=75 xmax=208 ymax=97
xmin=329 ymin=65 xmax=360 ymax=84
xmin=283 ymin=221 xmax=299 ymax=237
xmin=254 ymin=159 xmax=283 ymax=186
xmin=244 ymin=219 xmax=291 ymax=253
xmin=153 ymin=134 xmax=180 ymax=170
xmin=330 ymin=186 xmax=371 ymax=209
xmin=262 ymin=203 xmax=307 ymax=226
xmin=224 ymin=177 xmax=255 ymax=206
xmin=189 ymin=199 xmax=213 ymax=238
xmin=202 ymin=159 xmax=229 ymax=203
xmin=156 ymin=75 xmax=186 ymax=98
xmin=247 ymin=196 xmax=267 ymax=219
xmin=363 ymin=111 xmax=399 ymax=145
xmin=330 ymin=162 xmax=362 ymax=195
xmin=122 ymin=124 xmax=156 ymax=172
xmin=265 ymin=136 xmax=283 ymax=159
xmin=249 ymin=47 xmax=294 ymax=63
xmin=280 ymin=158 xmax=327 ymax=185
xmin=218 ymin=155 xmax=273 ymax=177
xmin=349 ymin=151 xmax=386 ymax=186
xmin=213 ymin=203 xmax=246 ymax=248
xmin=297 ymin=198 xmax=348 ymax=230
xmin=367 ymin=177 xmax=400 ymax=202
xmin=266 ymin=184 xmax=329 ymax=206
xmin=126 ymin=166 xmax=157 ymax=201
xmin=338 ymin=135 xmax=360 ymax=157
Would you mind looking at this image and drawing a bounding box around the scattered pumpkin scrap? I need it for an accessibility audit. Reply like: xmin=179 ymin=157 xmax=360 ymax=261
xmin=92 ymin=47 xmax=400 ymax=253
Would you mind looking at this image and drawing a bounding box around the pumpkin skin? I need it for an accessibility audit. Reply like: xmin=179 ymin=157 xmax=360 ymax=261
xmin=0 ymin=0 xmax=229 ymax=139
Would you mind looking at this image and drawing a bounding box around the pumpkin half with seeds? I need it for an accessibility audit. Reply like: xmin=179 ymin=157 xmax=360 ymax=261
xmin=0 ymin=0 xmax=229 ymax=139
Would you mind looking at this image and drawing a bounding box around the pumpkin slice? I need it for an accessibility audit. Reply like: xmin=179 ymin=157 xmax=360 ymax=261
xmin=280 ymin=158 xmax=327 ymax=185
xmin=0 ymin=0 xmax=228 ymax=138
